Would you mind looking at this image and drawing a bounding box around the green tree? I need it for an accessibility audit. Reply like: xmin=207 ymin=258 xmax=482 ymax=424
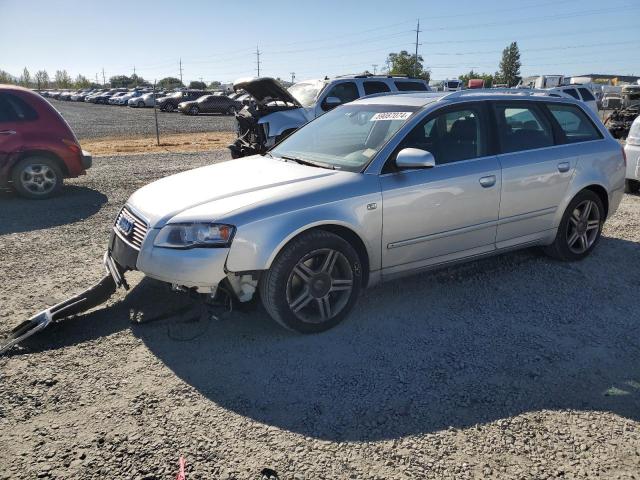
xmin=20 ymin=67 xmax=31 ymax=87
xmin=54 ymin=69 xmax=72 ymax=88
xmin=158 ymin=77 xmax=184 ymax=90
xmin=458 ymin=70 xmax=494 ymax=88
xmin=386 ymin=50 xmax=430 ymax=82
xmin=0 ymin=70 xmax=16 ymax=84
xmin=109 ymin=75 xmax=132 ymax=88
xmin=497 ymin=42 xmax=521 ymax=87
xmin=35 ymin=70 xmax=50 ymax=89
xmin=74 ymin=74 xmax=91 ymax=88
xmin=189 ymin=80 xmax=207 ymax=90
xmin=209 ymin=80 xmax=221 ymax=89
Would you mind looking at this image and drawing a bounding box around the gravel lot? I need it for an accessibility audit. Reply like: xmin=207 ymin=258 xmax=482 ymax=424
xmin=49 ymin=99 xmax=235 ymax=140
xmin=1 ymin=150 xmax=640 ymax=479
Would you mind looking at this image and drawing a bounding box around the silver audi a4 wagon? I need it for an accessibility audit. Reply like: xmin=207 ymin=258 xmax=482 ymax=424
xmin=107 ymin=90 xmax=626 ymax=333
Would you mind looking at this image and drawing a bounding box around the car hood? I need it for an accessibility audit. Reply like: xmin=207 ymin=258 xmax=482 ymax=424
xmin=126 ymin=156 xmax=340 ymax=227
xmin=233 ymin=77 xmax=301 ymax=107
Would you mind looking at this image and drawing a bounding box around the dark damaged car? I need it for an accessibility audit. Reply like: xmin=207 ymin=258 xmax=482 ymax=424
xmin=228 ymin=75 xmax=430 ymax=158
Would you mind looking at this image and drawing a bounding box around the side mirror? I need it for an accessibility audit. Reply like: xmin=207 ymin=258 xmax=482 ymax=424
xmin=395 ymin=148 xmax=436 ymax=169
xmin=322 ymin=96 xmax=342 ymax=110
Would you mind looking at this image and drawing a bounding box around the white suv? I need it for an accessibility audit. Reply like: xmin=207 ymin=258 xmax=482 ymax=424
xmin=229 ymin=75 xmax=430 ymax=157
xmin=548 ymin=85 xmax=598 ymax=112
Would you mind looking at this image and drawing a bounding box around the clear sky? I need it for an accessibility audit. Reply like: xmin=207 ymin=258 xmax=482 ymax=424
xmin=1 ymin=0 xmax=638 ymax=85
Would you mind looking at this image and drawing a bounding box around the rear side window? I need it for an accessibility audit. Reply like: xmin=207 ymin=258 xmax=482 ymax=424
xmin=363 ymin=81 xmax=390 ymax=95
xmin=546 ymin=103 xmax=602 ymax=143
xmin=395 ymin=81 xmax=428 ymax=91
xmin=577 ymin=88 xmax=595 ymax=102
xmin=493 ymin=103 xmax=554 ymax=153
xmin=0 ymin=93 xmax=38 ymax=121
xmin=564 ymin=89 xmax=580 ymax=100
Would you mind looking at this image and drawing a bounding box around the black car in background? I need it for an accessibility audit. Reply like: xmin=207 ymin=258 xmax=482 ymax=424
xmin=92 ymin=88 xmax=127 ymax=104
xmin=157 ymin=90 xmax=209 ymax=112
xmin=177 ymin=93 xmax=243 ymax=115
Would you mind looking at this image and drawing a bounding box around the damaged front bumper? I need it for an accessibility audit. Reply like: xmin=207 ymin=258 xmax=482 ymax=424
xmin=0 ymin=253 xmax=126 ymax=355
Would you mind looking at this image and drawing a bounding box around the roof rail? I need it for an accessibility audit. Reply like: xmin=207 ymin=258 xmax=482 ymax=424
xmin=439 ymin=87 xmax=558 ymax=101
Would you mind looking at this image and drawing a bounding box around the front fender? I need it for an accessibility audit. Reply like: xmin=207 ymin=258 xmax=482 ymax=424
xmin=225 ymin=197 xmax=382 ymax=275
xmin=258 ymin=108 xmax=312 ymax=138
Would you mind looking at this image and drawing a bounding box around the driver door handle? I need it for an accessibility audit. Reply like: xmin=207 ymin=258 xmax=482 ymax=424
xmin=479 ymin=175 xmax=496 ymax=188
xmin=0 ymin=130 xmax=16 ymax=135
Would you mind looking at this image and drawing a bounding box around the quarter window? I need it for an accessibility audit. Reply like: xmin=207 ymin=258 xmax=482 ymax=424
xmin=363 ymin=81 xmax=390 ymax=95
xmin=0 ymin=93 xmax=37 ymax=121
xmin=399 ymin=107 xmax=485 ymax=165
xmin=395 ymin=81 xmax=428 ymax=91
xmin=564 ymin=89 xmax=580 ymax=100
xmin=546 ymin=103 xmax=602 ymax=143
xmin=577 ymin=88 xmax=595 ymax=102
xmin=493 ymin=104 xmax=554 ymax=153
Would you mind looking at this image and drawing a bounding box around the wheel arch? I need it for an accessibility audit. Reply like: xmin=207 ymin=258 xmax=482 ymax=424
xmin=228 ymin=221 xmax=374 ymax=288
xmin=583 ymin=184 xmax=609 ymax=218
xmin=13 ymin=150 xmax=69 ymax=177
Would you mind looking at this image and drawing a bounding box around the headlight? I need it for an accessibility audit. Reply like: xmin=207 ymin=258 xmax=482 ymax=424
xmin=154 ymin=223 xmax=235 ymax=249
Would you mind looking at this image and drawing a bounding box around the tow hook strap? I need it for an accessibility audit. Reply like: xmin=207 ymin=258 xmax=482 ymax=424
xmin=176 ymin=456 xmax=186 ymax=480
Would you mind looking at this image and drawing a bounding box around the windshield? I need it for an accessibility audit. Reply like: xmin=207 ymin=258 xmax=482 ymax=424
xmin=447 ymin=81 xmax=460 ymax=89
xmin=287 ymin=80 xmax=325 ymax=107
xmin=170 ymin=92 xmax=183 ymax=98
xmin=198 ymin=95 xmax=213 ymax=102
xmin=271 ymin=104 xmax=418 ymax=172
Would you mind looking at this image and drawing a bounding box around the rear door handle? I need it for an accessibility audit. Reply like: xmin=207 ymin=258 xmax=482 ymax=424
xmin=479 ymin=175 xmax=496 ymax=188
xmin=0 ymin=130 xmax=16 ymax=135
xmin=557 ymin=162 xmax=570 ymax=173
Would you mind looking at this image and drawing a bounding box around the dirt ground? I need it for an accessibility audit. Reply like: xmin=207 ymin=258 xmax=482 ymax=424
xmin=1 ymin=148 xmax=639 ymax=480
xmin=81 ymin=132 xmax=236 ymax=156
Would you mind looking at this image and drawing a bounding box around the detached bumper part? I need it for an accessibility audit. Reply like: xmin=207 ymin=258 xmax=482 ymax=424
xmin=0 ymin=254 xmax=124 ymax=355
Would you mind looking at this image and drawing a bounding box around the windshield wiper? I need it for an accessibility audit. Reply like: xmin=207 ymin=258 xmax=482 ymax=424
xmin=280 ymin=155 xmax=336 ymax=170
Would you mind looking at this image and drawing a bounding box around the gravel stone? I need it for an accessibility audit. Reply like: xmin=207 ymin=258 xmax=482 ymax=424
xmin=1 ymin=148 xmax=640 ymax=479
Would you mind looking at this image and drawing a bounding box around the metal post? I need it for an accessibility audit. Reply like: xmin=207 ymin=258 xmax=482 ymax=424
xmin=414 ymin=19 xmax=421 ymax=78
xmin=153 ymin=81 xmax=160 ymax=147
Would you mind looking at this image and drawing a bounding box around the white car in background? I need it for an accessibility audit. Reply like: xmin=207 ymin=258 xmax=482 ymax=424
xmin=548 ymin=85 xmax=598 ymax=113
xmin=114 ymin=90 xmax=145 ymax=105
xmin=623 ymin=116 xmax=640 ymax=193
xmin=128 ymin=92 xmax=157 ymax=108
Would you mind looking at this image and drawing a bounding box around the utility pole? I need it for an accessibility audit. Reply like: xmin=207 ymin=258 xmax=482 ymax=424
xmin=255 ymin=46 xmax=261 ymax=77
xmin=414 ymin=19 xmax=421 ymax=78
xmin=102 ymin=68 xmax=105 ymax=86
xmin=95 ymin=73 xmax=99 ymax=85
xmin=133 ymin=66 xmax=137 ymax=86
xmin=179 ymin=58 xmax=183 ymax=85
xmin=290 ymin=72 xmax=295 ymax=84
xmin=372 ymin=64 xmax=378 ymax=75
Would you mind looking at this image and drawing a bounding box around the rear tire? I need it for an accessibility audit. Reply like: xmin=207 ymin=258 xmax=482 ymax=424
xmin=259 ymin=230 xmax=362 ymax=334
xmin=625 ymin=179 xmax=640 ymax=194
xmin=226 ymin=106 xmax=237 ymax=116
xmin=164 ymin=103 xmax=175 ymax=112
xmin=11 ymin=156 xmax=63 ymax=199
xmin=543 ymin=190 xmax=604 ymax=261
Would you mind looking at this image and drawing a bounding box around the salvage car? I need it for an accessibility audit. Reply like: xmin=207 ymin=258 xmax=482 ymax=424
xmin=229 ymin=75 xmax=430 ymax=158
xmin=157 ymin=90 xmax=209 ymax=112
xmin=100 ymin=90 xmax=623 ymax=333
xmin=605 ymin=105 xmax=640 ymax=139
xmin=623 ymin=115 xmax=640 ymax=193
xmin=128 ymin=92 xmax=159 ymax=108
xmin=177 ymin=94 xmax=243 ymax=115
xmin=0 ymin=85 xmax=92 ymax=198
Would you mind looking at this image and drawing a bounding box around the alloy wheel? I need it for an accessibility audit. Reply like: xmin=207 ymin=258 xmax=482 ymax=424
xmin=285 ymin=248 xmax=354 ymax=324
xmin=19 ymin=164 xmax=58 ymax=195
xmin=566 ymin=199 xmax=600 ymax=254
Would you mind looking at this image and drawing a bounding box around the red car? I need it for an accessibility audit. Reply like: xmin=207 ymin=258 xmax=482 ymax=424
xmin=0 ymin=84 xmax=91 ymax=199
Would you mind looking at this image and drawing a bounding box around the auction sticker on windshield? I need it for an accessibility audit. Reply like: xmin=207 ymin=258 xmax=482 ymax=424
xmin=370 ymin=111 xmax=413 ymax=121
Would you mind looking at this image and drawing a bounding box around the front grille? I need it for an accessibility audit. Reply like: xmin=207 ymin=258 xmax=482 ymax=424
xmin=114 ymin=206 xmax=149 ymax=250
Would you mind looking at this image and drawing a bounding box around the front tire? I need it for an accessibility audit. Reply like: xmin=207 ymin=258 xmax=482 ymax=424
xmin=11 ymin=157 xmax=63 ymax=199
xmin=137 ymin=101 xmax=145 ymax=108
xmin=260 ymin=230 xmax=362 ymax=333
xmin=164 ymin=103 xmax=175 ymax=112
xmin=189 ymin=105 xmax=199 ymax=115
xmin=544 ymin=190 xmax=604 ymax=261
